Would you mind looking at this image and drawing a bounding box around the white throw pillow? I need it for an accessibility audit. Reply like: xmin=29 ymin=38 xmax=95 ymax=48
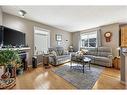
xmin=51 ymin=50 xmax=57 ymax=56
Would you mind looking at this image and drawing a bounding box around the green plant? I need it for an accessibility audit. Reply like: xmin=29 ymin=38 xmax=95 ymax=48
xmin=0 ymin=49 xmax=21 ymax=67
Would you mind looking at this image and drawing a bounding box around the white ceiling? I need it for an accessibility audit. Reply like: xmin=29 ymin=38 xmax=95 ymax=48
xmin=2 ymin=6 xmax=127 ymax=32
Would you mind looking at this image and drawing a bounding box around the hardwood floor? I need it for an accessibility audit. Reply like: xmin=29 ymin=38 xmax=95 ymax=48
xmin=93 ymin=68 xmax=125 ymax=89
xmin=13 ymin=63 xmax=125 ymax=89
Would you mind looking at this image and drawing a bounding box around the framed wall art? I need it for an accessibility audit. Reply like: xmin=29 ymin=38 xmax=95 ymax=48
xmin=56 ymin=34 xmax=62 ymax=41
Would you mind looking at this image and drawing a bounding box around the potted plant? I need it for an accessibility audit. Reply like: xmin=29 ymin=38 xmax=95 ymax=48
xmin=0 ymin=49 xmax=21 ymax=78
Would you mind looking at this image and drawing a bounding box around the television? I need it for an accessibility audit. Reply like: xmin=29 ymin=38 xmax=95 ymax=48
xmin=0 ymin=26 xmax=3 ymax=45
xmin=0 ymin=26 xmax=26 ymax=47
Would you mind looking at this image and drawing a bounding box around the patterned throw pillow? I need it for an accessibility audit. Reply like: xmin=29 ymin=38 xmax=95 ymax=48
xmin=56 ymin=50 xmax=64 ymax=56
xmin=51 ymin=50 xmax=57 ymax=56
xmin=75 ymin=51 xmax=84 ymax=60
xmin=81 ymin=49 xmax=88 ymax=55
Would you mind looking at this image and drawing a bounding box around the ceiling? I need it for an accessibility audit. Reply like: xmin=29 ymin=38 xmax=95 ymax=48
xmin=2 ymin=6 xmax=127 ymax=32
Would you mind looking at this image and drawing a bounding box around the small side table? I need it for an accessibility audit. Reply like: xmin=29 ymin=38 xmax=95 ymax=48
xmin=43 ymin=54 xmax=51 ymax=69
xmin=112 ymin=57 xmax=120 ymax=70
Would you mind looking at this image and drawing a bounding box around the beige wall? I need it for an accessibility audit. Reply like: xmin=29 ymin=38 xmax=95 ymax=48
xmin=2 ymin=12 xmax=72 ymax=65
xmin=0 ymin=7 xmax=2 ymax=25
xmin=72 ymin=23 xmax=119 ymax=57
xmin=100 ymin=23 xmax=119 ymax=57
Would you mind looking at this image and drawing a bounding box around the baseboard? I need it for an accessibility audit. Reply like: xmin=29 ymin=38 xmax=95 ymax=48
xmin=28 ymin=62 xmax=42 ymax=68
xmin=28 ymin=64 xmax=32 ymax=68
xmin=120 ymin=80 xmax=126 ymax=85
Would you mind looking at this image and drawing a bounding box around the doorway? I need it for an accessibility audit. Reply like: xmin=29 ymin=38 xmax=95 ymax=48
xmin=34 ymin=27 xmax=50 ymax=55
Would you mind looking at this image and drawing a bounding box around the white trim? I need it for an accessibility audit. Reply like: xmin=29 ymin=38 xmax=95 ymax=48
xmin=120 ymin=80 xmax=126 ymax=85
xmin=81 ymin=31 xmax=97 ymax=35
xmin=34 ymin=26 xmax=50 ymax=32
xmin=80 ymin=31 xmax=97 ymax=48
xmin=34 ymin=26 xmax=50 ymax=55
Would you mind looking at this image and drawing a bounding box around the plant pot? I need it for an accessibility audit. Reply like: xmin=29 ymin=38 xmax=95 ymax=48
xmin=16 ymin=68 xmax=24 ymax=75
xmin=8 ymin=67 xmax=16 ymax=78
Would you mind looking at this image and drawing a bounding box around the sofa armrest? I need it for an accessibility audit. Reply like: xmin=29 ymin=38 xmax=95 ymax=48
xmin=49 ymin=54 xmax=56 ymax=58
xmin=108 ymin=55 xmax=113 ymax=59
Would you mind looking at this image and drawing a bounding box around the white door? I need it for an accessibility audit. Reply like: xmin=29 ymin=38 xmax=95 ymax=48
xmin=34 ymin=28 xmax=50 ymax=55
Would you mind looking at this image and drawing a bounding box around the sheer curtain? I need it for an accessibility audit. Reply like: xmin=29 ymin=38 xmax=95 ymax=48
xmin=97 ymin=29 xmax=102 ymax=47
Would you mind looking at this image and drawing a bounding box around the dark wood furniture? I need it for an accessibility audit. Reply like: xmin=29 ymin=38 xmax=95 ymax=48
xmin=121 ymin=26 xmax=127 ymax=47
xmin=43 ymin=54 xmax=51 ymax=69
xmin=112 ymin=57 xmax=120 ymax=70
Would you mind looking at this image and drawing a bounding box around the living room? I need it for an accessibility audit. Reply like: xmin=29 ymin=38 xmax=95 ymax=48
xmin=0 ymin=6 xmax=126 ymax=90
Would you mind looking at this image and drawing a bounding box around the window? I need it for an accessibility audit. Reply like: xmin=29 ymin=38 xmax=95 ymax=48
xmin=34 ymin=27 xmax=50 ymax=55
xmin=81 ymin=31 xmax=97 ymax=48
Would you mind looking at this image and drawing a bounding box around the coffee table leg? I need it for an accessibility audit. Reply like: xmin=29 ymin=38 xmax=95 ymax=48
xmin=89 ymin=62 xmax=90 ymax=70
xmin=83 ymin=63 xmax=84 ymax=73
xmin=70 ymin=61 xmax=72 ymax=69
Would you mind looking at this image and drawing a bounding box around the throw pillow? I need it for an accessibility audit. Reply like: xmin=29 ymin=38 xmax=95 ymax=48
xmin=56 ymin=50 xmax=64 ymax=56
xmin=51 ymin=50 xmax=57 ymax=56
xmin=75 ymin=51 xmax=84 ymax=61
xmin=81 ymin=49 xmax=88 ymax=55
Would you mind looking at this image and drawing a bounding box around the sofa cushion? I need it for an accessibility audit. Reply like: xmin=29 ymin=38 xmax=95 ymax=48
xmin=98 ymin=47 xmax=112 ymax=52
xmin=94 ymin=56 xmax=110 ymax=63
xmin=56 ymin=55 xmax=70 ymax=59
xmin=97 ymin=52 xmax=112 ymax=57
xmin=50 ymin=50 xmax=57 ymax=56
xmin=56 ymin=47 xmax=64 ymax=56
xmin=84 ymin=48 xmax=98 ymax=56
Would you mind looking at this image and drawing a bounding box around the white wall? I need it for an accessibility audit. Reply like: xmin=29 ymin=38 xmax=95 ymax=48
xmin=0 ymin=7 xmax=2 ymax=25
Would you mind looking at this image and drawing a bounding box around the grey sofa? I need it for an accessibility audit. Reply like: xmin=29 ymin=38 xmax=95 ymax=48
xmin=48 ymin=47 xmax=71 ymax=66
xmin=79 ymin=47 xmax=113 ymax=67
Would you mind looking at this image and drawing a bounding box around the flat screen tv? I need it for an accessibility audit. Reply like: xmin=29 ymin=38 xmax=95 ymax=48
xmin=0 ymin=26 xmax=26 ymax=46
xmin=0 ymin=26 xmax=3 ymax=45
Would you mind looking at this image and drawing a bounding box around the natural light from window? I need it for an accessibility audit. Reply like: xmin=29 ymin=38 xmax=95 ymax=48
xmin=81 ymin=31 xmax=97 ymax=48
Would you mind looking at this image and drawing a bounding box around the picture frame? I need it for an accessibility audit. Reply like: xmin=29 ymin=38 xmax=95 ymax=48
xmin=56 ymin=34 xmax=62 ymax=41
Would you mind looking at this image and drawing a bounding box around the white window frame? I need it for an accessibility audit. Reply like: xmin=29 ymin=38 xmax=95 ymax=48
xmin=34 ymin=27 xmax=50 ymax=55
xmin=80 ymin=31 xmax=97 ymax=48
